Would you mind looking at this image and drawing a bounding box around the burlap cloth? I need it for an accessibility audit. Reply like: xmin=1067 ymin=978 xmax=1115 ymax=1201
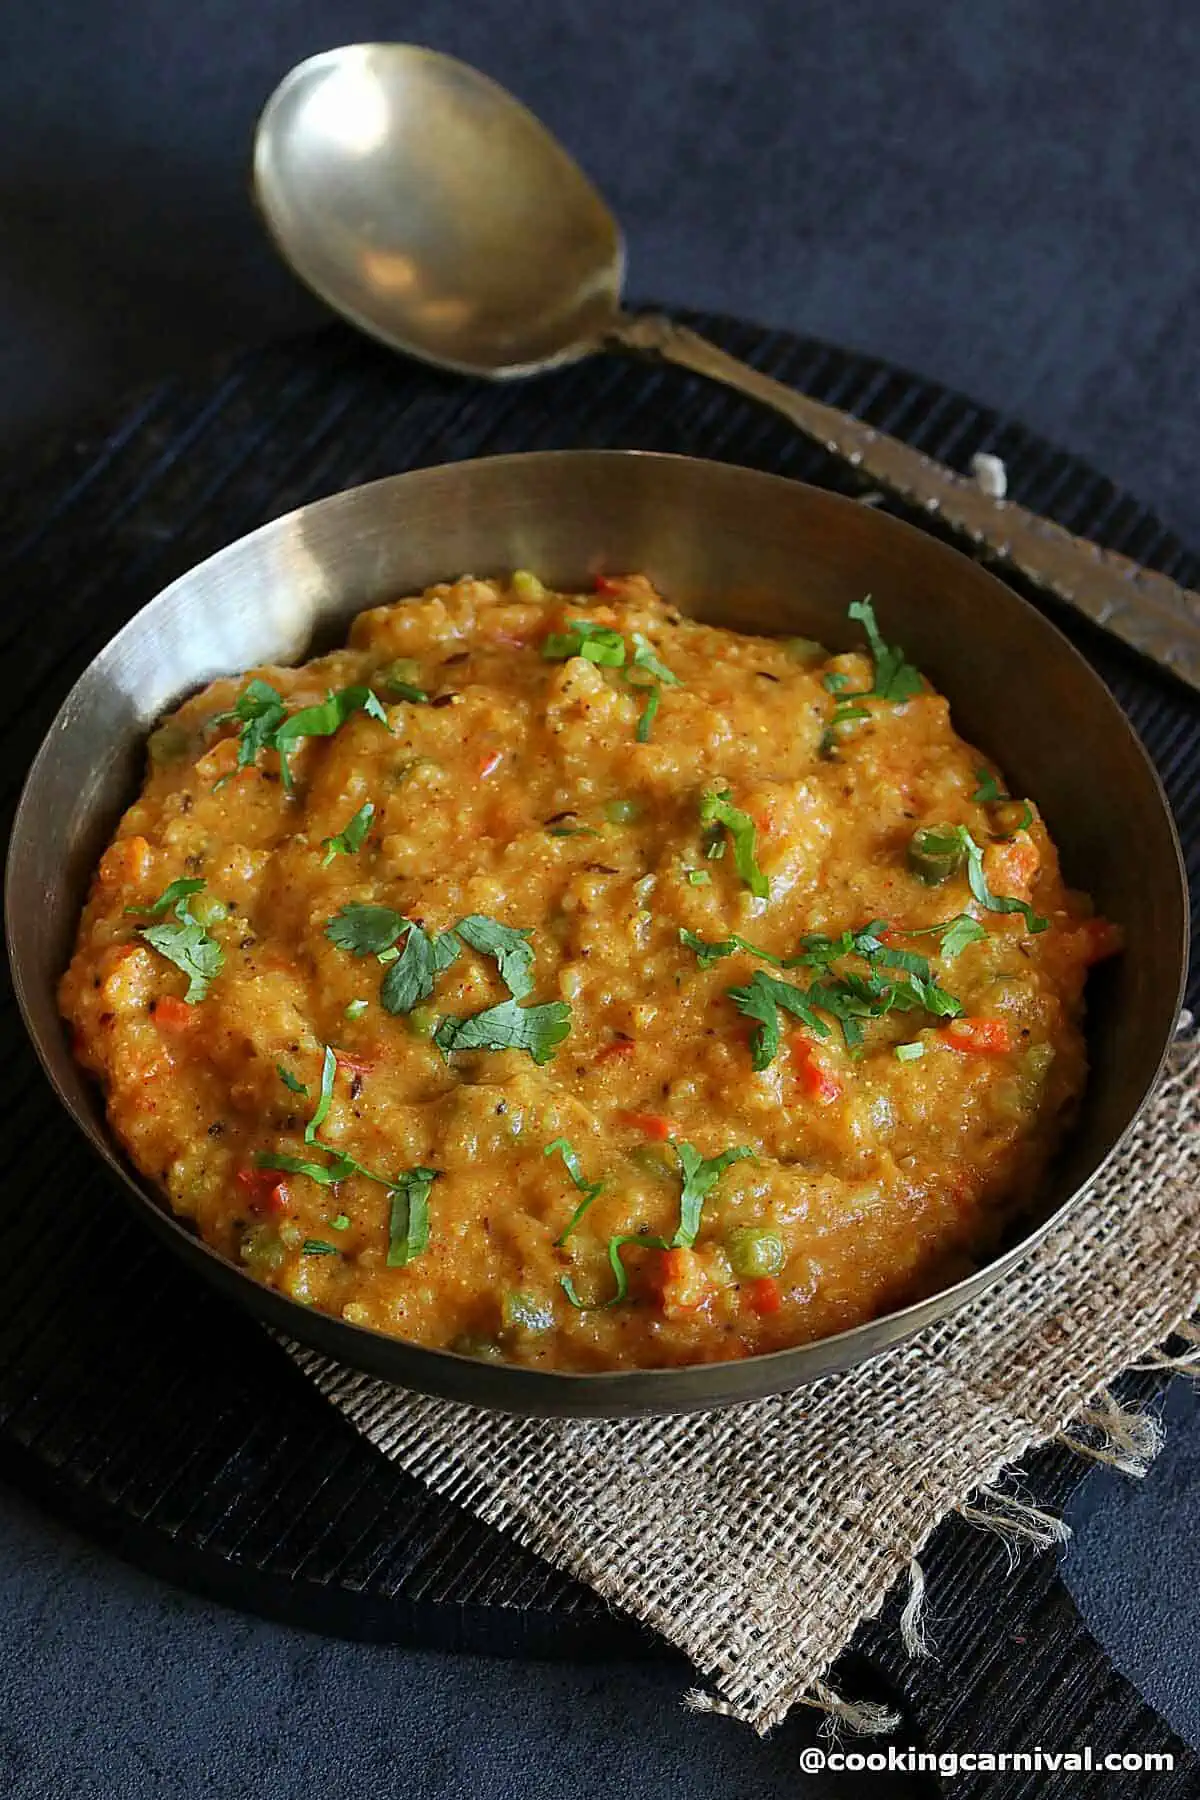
xmin=288 ymin=1030 xmax=1200 ymax=1735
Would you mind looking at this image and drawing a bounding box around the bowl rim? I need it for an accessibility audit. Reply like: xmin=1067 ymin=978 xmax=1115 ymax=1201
xmin=6 ymin=448 xmax=1190 ymax=1414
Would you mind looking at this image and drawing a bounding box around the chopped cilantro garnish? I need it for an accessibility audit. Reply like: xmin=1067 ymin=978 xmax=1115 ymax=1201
xmin=376 ymin=659 xmax=429 ymax=703
xmin=679 ymin=928 xmax=786 ymax=970
xmin=127 ymin=877 xmax=205 ymax=918
xmin=386 ymin=1167 xmax=438 ymax=1267
xmin=727 ymin=970 xmax=830 ymax=1069
xmin=634 ymin=685 xmax=661 ymax=743
xmin=138 ymin=921 xmax=224 ymax=1004
xmin=545 ymin=1138 xmax=604 ymax=1244
xmin=455 ymin=916 xmax=535 ymax=1001
xmin=321 ymin=801 xmax=375 ymax=867
xmin=434 ymin=998 xmax=572 ymax=1066
xmin=630 ymin=633 xmax=680 ymax=687
xmin=894 ymin=1041 xmax=926 ymax=1062
xmin=128 ymin=879 xmax=223 ymax=1004
xmin=325 ymin=904 xmax=406 ymax=957
xmin=380 ymin=923 xmax=461 ymax=1015
xmin=331 ymin=1213 xmax=351 ymax=1231
xmin=684 ymin=868 xmax=711 ymax=887
xmin=306 ymin=1046 xmax=338 ymax=1144
xmin=277 ymin=1064 xmax=308 ymax=1097
xmin=698 ymin=789 xmax=769 ymax=900
xmin=972 ymin=768 xmax=1005 ymax=803
xmin=955 ymin=827 xmax=1049 ymax=933
xmin=542 ymin=619 xmax=627 ymax=667
xmin=344 ymin=999 xmax=369 ymax=1020
xmin=672 ymin=1143 xmax=753 ymax=1247
xmin=255 ymin=1149 xmax=347 ymax=1186
xmin=560 ymin=1140 xmax=749 ymax=1307
xmin=938 ymin=915 xmax=989 ymax=958
xmin=216 ymin=681 xmax=388 ymax=792
xmin=302 ymin=1239 xmax=340 ymax=1256
xmin=848 ymin=597 xmax=922 ymax=702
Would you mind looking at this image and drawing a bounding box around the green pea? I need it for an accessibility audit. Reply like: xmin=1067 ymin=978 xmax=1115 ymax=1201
xmin=785 ymin=638 xmax=828 ymax=664
xmin=377 ymin=658 xmax=427 ymax=700
xmin=148 ymin=721 xmax=190 ymax=766
xmin=500 ymin=1291 xmax=555 ymax=1335
xmin=406 ymin=1003 xmax=438 ymax=1040
xmin=190 ymin=892 xmax=229 ymax=927
xmin=604 ymin=798 xmax=642 ymax=825
xmin=239 ymin=1224 xmax=285 ymax=1273
xmin=725 ymin=1227 xmax=786 ymax=1279
xmin=906 ymin=825 xmax=965 ymax=886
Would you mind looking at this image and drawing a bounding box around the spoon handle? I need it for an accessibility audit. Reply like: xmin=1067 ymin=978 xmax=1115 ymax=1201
xmin=611 ymin=311 xmax=1200 ymax=697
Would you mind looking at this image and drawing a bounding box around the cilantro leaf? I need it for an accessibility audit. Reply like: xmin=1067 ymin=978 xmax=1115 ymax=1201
xmin=698 ymin=789 xmax=769 ymax=900
xmin=325 ymin=904 xmax=406 ymax=957
xmin=321 ymin=801 xmax=375 ymax=867
xmin=127 ymin=877 xmax=206 ymax=919
xmin=380 ymin=922 xmax=462 ymax=1015
xmin=630 ymin=633 xmax=680 ymax=686
xmin=386 ymin=1167 xmax=438 ymax=1267
xmin=306 ymin=1045 xmax=338 ymax=1144
xmin=376 ymin=659 xmax=429 ymax=703
xmin=302 ymin=1239 xmax=340 ymax=1256
xmin=727 ymin=970 xmax=829 ymax=1070
xmin=956 ymin=827 xmax=1049 ymax=933
xmin=434 ymin=998 xmax=572 ymax=1066
xmin=455 ymin=915 xmax=535 ymax=1000
xmin=218 ymin=680 xmax=387 ymax=791
xmin=277 ymin=1064 xmax=308 ymax=1097
xmin=634 ymin=684 xmax=661 ymax=743
xmin=672 ymin=1142 xmax=754 ymax=1247
xmin=138 ymin=918 xmax=224 ymax=1003
xmin=938 ymin=915 xmax=989 ymax=958
xmin=254 ymin=1149 xmax=350 ymax=1186
xmin=274 ymin=685 xmax=388 ymax=749
xmin=542 ymin=619 xmax=627 ymax=667
xmin=972 ymin=768 xmax=1005 ymax=803
xmin=848 ymin=597 xmax=922 ymax=702
xmin=679 ymin=928 xmax=786 ymax=970
xmin=545 ymin=1138 xmax=604 ymax=1244
xmin=561 ymin=1231 xmax=668 ymax=1310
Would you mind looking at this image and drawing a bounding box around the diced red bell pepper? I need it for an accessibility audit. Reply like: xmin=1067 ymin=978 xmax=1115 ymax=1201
xmin=943 ymin=1017 xmax=1013 ymax=1056
xmin=617 ymin=1110 xmax=675 ymax=1141
xmin=744 ymin=1275 xmax=782 ymax=1316
xmin=236 ymin=1167 xmax=289 ymax=1215
xmin=788 ymin=1036 xmax=841 ymax=1104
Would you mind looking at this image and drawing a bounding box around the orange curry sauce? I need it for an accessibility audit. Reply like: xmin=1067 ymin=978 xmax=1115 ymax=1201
xmin=60 ymin=574 xmax=1118 ymax=1370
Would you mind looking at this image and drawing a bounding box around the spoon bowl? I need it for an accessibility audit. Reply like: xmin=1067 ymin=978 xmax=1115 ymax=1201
xmin=254 ymin=43 xmax=624 ymax=375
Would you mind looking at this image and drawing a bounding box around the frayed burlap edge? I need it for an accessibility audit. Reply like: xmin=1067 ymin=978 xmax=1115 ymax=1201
xmin=286 ymin=1031 xmax=1200 ymax=1735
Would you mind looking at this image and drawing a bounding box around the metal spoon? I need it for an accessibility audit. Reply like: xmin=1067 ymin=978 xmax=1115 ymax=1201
xmin=254 ymin=42 xmax=1200 ymax=694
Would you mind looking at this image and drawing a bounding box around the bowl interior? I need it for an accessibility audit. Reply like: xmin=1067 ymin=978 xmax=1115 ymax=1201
xmin=5 ymin=451 xmax=1187 ymax=1415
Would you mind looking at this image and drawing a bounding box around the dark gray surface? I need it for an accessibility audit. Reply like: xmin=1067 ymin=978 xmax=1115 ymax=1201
xmin=3 ymin=1 xmax=1198 ymax=1791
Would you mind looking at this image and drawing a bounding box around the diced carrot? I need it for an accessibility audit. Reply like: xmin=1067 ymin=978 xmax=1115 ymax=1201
xmin=152 ymin=995 xmax=196 ymax=1031
xmin=788 ymin=1035 xmax=841 ymax=1104
xmin=744 ymin=1275 xmax=782 ymax=1316
xmin=596 ymin=1038 xmax=636 ymax=1066
xmin=651 ymin=1247 xmax=710 ymax=1316
xmin=593 ymin=574 xmax=626 ymax=595
xmin=617 ymin=1110 xmax=675 ymax=1141
xmin=943 ymin=1017 xmax=1013 ymax=1055
xmin=98 ymin=834 xmax=152 ymax=887
xmin=1078 ymin=916 xmax=1123 ymax=966
xmin=477 ymin=751 xmax=503 ymax=779
xmin=236 ymin=1167 xmax=289 ymax=1215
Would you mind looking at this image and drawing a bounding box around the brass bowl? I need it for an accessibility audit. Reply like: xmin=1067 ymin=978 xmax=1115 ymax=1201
xmin=6 ymin=451 xmax=1188 ymax=1416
